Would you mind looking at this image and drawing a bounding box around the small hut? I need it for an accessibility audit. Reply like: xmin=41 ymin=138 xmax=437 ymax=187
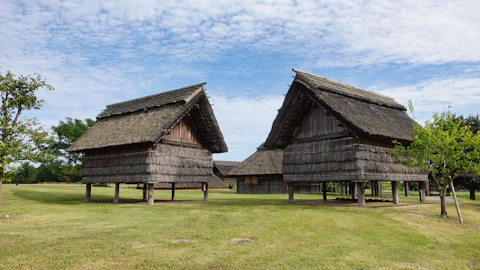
xmin=67 ymin=83 xmax=227 ymax=204
xmin=226 ymin=149 xmax=285 ymax=194
xmin=263 ymin=69 xmax=428 ymax=206
xmin=213 ymin=160 xmax=241 ymax=185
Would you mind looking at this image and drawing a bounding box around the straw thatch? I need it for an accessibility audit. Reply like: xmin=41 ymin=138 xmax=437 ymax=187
xmin=68 ymin=83 xmax=227 ymax=185
xmin=227 ymin=149 xmax=283 ymax=177
xmin=213 ymin=160 xmax=241 ymax=176
xmin=137 ymin=174 xmax=227 ymax=189
xmin=264 ymin=69 xmax=427 ymax=183
xmin=68 ymin=83 xmax=227 ymax=153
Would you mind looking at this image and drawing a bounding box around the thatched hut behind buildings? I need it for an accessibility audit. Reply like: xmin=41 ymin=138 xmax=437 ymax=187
xmin=67 ymin=83 xmax=227 ymax=204
xmin=213 ymin=160 xmax=241 ymax=185
xmin=263 ymin=69 xmax=428 ymax=206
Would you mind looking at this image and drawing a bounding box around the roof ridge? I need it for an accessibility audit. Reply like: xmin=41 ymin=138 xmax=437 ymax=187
xmin=292 ymin=68 xmax=404 ymax=110
xmin=106 ymin=82 xmax=206 ymax=107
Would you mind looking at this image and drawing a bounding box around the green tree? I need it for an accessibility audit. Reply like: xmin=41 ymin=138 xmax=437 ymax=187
xmin=0 ymin=70 xmax=54 ymax=208
xmin=392 ymin=105 xmax=480 ymax=220
xmin=15 ymin=162 xmax=38 ymax=184
xmin=51 ymin=118 xmax=94 ymax=165
xmin=453 ymin=114 xmax=480 ymax=200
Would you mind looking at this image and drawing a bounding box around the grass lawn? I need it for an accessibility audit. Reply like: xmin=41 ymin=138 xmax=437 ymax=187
xmin=1 ymin=184 xmax=480 ymax=269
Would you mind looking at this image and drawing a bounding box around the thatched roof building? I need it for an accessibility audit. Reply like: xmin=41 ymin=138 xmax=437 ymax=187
xmin=264 ymin=69 xmax=428 ymax=206
xmin=226 ymin=149 xmax=284 ymax=194
xmin=68 ymin=83 xmax=227 ymax=204
xmin=213 ymin=160 xmax=241 ymax=184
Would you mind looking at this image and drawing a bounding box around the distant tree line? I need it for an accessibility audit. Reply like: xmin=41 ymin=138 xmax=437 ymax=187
xmin=6 ymin=118 xmax=94 ymax=184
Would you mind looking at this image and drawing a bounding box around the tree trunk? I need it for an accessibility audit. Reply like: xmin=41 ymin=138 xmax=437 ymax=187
xmin=0 ymin=169 xmax=3 ymax=209
xmin=440 ymin=188 xmax=447 ymax=217
xmin=470 ymin=187 xmax=476 ymax=201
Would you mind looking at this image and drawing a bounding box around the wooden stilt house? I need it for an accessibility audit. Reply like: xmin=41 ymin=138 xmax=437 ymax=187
xmin=227 ymin=149 xmax=285 ymax=194
xmin=67 ymin=83 xmax=227 ymax=204
xmin=263 ymin=69 xmax=428 ymax=206
xmin=213 ymin=160 xmax=241 ymax=185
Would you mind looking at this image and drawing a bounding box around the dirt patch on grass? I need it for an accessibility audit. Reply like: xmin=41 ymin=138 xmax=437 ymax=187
xmin=230 ymin=238 xmax=255 ymax=244
xmin=171 ymin=239 xmax=197 ymax=244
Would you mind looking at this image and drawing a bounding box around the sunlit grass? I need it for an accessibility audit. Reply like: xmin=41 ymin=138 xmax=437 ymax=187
xmin=0 ymin=184 xmax=479 ymax=269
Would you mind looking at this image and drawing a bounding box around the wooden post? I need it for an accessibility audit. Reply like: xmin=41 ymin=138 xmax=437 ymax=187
xmin=322 ymin=182 xmax=327 ymax=201
xmin=114 ymin=183 xmax=120 ymax=204
xmin=419 ymin=181 xmax=426 ymax=203
xmin=349 ymin=182 xmax=356 ymax=199
xmin=147 ymin=184 xmax=154 ymax=205
xmin=203 ymin=183 xmax=208 ymax=201
xmin=404 ymin=181 xmax=410 ymax=196
xmin=357 ymin=182 xmax=365 ymax=207
xmin=171 ymin=183 xmax=176 ymax=201
xmin=142 ymin=184 xmax=147 ymax=200
xmin=339 ymin=182 xmax=344 ymax=196
xmin=392 ymin=181 xmax=399 ymax=204
xmin=378 ymin=181 xmax=383 ymax=197
xmin=85 ymin=183 xmax=92 ymax=202
xmin=288 ymin=183 xmax=294 ymax=203
xmin=450 ymin=181 xmax=464 ymax=224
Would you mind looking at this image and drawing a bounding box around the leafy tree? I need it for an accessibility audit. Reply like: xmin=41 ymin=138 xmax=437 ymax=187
xmin=453 ymin=114 xmax=480 ymax=200
xmin=50 ymin=118 xmax=94 ymax=165
xmin=392 ymin=105 xmax=480 ymax=219
xmin=0 ymin=70 xmax=54 ymax=208
xmin=15 ymin=162 xmax=38 ymax=184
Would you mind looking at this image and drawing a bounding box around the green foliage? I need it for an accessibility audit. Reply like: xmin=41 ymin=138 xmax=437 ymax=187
xmin=50 ymin=118 xmax=94 ymax=165
xmin=392 ymin=105 xmax=480 ymax=216
xmin=15 ymin=162 xmax=38 ymax=184
xmin=0 ymin=70 xmax=54 ymax=207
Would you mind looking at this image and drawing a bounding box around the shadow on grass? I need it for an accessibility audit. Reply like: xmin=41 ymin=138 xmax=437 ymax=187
xmin=11 ymin=189 xmax=86 ymax=205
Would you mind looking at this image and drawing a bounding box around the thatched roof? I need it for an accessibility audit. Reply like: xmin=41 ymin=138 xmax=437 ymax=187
xmin=213 ymin=160 xmax=241 ymax=176
xmin=227 ymin=149 xmax=283 ymax=176
xmin=68 ymin=83 xmax=227 ymax=153
xmin=264 ymin=69 xmax=415 ymax=148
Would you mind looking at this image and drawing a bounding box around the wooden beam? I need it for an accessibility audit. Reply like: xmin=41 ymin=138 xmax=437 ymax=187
xmin=339 ymin=182 xmax=344 ymax=196
xmin=371 ymin=181 xmax=374 ymax=196
xmin=288 ymin=183 xmax=294 ymax=203
xmin=294 ymin=131 xmax=350 ymax=144
xmin=392 ymin=181 xmax=399 ymax=204
xmin=378 ymin=181 xmax=383 ymax=197
xmin=147 ymin=184 xmax=154 ymax=205
xmin=357 ymin=182 xmax=365 ymax=207
xmin=142 ymin=184 xmax=147 ymax=200
xmin=171 ymin=183 xmax=176 ymax=201
xmin=404 ymin=181 xmax=410 ymax=197
xmin=203 ymin=183 xmax=209 ymax=201
xmin=114 ymin=183 xmax=120 ymax=204
xmin=419 ymin=181 xmax=426 ymax=203
xmin=322 ymin=182 xmax=327 ymax=201
xmin=85 ymin=184 xmax=92 ymax=202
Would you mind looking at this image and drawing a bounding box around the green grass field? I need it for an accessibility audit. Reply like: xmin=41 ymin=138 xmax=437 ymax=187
xmin=1 ymin=184 xmax=479 ymax=269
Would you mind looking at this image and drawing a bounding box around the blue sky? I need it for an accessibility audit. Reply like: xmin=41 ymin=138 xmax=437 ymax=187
xmin=1 ymin=0 xmax=480 ymax=161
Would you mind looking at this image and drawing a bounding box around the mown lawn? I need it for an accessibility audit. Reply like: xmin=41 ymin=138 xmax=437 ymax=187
xmin=0 ymin=184 xmax=479 ymax=270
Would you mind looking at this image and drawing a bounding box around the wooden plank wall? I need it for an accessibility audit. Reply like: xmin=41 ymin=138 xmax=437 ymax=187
xmin=295 ymin=106 xmax=346 ymax=140
xmin=163 ymin=120 xmax=200 ymax=145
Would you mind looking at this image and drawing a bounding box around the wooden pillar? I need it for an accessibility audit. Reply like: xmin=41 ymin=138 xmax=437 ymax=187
xmin=419 ymin=181 xmax=426 ymax=203
xmin=357 ymin=182 xmax=365 ymax=207
xmin=404 ymin=181 xmax=410 ymax=196
xmin=322 ymin=182 xmax=327 ymax=201
xmin=350 ymin=182 xmax=356 ymax=199
xmin=147 ymin=184 xmax=154 ymax=205
xmin=288 ymin=183 xmax=294 ymax=203
xmin=114 ymin=183 xmax=120 ymax=204
xmin=378 ymin=181 xmax=383 ymax=197
xmin=142 ymin=184 xmax=147 ymax=200
xmin=203 ymin=183 xmax=208 ymax=201
xmin=392 ymin=181 xmax=399 ymax=204
xmin=171 ymin=183 xmax=176 ymax=201
xmin=370 ymin=181 xmax=374 ymax=196
xmin=85 ymin=183 xmax=92 ymax=202
xmin=339 ymin=182 xmax=344 ymax=196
